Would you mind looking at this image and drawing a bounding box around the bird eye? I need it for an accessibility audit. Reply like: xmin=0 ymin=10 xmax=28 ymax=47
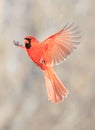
xmin=24 ymin=38 xmax=31 ymax=49
xmin=25 ymin=43 xmax=31 ymax=49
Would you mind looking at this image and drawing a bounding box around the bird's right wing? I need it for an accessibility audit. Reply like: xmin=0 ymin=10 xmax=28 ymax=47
xmin=41 ymin=23 xmax=81 ymax=65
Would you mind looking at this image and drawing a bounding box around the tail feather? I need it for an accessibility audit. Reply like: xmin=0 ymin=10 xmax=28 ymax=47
xmin=44 ymin=68 xmax=69 ymax=103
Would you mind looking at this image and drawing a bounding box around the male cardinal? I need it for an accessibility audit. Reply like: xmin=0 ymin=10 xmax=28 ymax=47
xmin=14 ymin=23 xmax=80 ymax=103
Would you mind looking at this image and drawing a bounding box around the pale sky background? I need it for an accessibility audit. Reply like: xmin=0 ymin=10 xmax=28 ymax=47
xmin=0 ymin=0 xmax=95 ymax=130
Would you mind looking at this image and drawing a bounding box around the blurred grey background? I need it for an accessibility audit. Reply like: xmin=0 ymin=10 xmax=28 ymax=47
xmin=0 ymin=0 xmax=95 ymax=130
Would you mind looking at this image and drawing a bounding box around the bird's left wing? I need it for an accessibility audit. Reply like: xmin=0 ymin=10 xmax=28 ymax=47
xmin=41 ymin=23 xmax=81 ymax=65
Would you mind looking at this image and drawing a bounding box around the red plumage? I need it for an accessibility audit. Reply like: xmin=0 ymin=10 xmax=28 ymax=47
xmin=14 ymin=23 xmax=81 ymax=103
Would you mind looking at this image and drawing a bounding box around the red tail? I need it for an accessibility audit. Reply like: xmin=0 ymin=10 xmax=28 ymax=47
xmin=44 ymin=68 xmax=69 ymax=103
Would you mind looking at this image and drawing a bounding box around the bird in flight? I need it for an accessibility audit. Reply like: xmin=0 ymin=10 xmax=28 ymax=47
xmin=14 ymin=23 xmax=81 ymax=103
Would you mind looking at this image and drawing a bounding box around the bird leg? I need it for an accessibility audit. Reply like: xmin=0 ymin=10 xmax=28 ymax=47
xmin=40 ymin=58 xmax=46 ymax=65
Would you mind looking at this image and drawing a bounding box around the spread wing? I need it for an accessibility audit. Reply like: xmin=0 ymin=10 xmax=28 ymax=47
xmin=41 ymin=23 xmax=81 ymax=65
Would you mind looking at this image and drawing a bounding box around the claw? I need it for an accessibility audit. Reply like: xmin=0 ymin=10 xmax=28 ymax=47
xmin=13 ymin=40 xmax=24 ymax=48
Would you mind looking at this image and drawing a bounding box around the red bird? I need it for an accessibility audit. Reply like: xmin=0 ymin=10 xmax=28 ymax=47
xmin=14 ymin=23 xmax=80 ymax=103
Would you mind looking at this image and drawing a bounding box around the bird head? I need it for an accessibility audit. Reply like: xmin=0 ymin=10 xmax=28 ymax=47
xmin=14 ymin=36 xmax=38 ymax=49
xmin=24 ymin=36 xmax=32 ymax=49
xmin=24 ymin=36 xmax=39 ymax=49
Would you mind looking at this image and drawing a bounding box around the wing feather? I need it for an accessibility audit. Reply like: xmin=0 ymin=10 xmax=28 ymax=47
xmin=41 ymin=23 xmax=81 ymax=65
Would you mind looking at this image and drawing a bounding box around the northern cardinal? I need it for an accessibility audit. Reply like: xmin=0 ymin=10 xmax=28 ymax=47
xmin=14 ymin=23 xmax=80 ymax=103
